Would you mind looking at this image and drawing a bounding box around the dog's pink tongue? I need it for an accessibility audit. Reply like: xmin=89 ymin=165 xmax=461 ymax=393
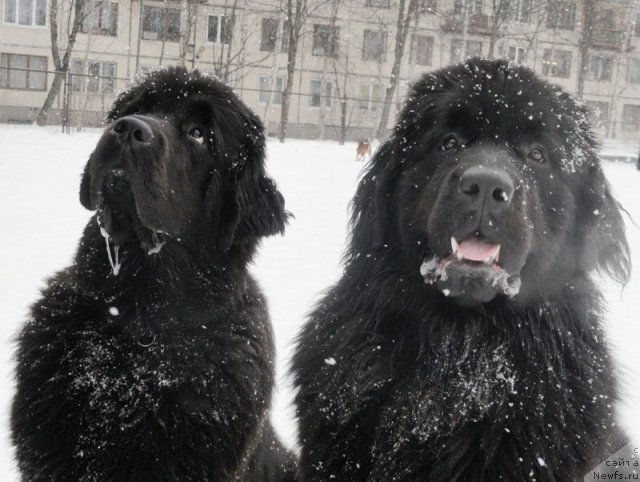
xmin=457 ymin=239 xmax=500 ymax=261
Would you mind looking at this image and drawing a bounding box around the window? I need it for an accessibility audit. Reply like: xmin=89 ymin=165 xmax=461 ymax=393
xmin=594 ymin=9 xmax=614 ymax=30
xmin=71 ymin=60 xmax=116 ymax=93
xmin=467 ymin=41 xmax=482 ymax=58
xmin=142 ymin=6 xmax=180 ymax=41
xmin=310 ymin=79 xmax=333 ymax=108
xmin=629 ymin=59 xmax=640 ymax=83
xmin=312 ymin=24 xmax=339 ymax=57
xmin=363 ymin=30 xmax=387 ymax=62
xmin=258 ymin=76 xmax=284 ymax=105
xmin=508 ymin=0 xmax=531 ymax=23
xmin=508 ymin=47 xmax=524 ymax=63
xmin=260 ymin=18 xmax=278 ymax=51
xmin=622 ymin=104 xmax=640 ymax=131
xmin=508 ymin=46 xmax=525 ymax=64
xmin=585 ymin=101 xmax=609 ymax=130
xmin=0 ymin=53 xmax=46 ymax=90
xmin=208 ymin=15 xmax=231 ymax=44
xmin=412 ymin=35 xmax=433 ymax=66
xmin=366 ymin=0 xmax=390 ymax=7
xmin=450 ymin=39 xmax=482 ymax=64
xmin=418 ymin=0 xmax=436 ymax=13
xmin=81 ymin=2 xmax=117 ymax=36
xmin=3 ymin=0 xmax=46 ymax=26
xmin=541 ymin=49 xmax=571 ymax=78
xmin=586 ymin=55 xmax=612 ymax=82
xmin=260 ymin=18 xmax=288 ymax=52
xmin=454 ymin=0 xmax=483 ymax=15
xmin=358 ymin=83 xmax=383 ymax=112
xmin=546 ymin=2 xmax=576 ymax=30
xmin=281 ymin=21 xmax=290 ymax=52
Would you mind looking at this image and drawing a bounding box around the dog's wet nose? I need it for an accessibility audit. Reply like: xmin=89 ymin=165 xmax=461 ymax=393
xmin=111 ymin=116 xmax=154 ymax=143
xmin=459 ymin=166 xmax=514 ymax=213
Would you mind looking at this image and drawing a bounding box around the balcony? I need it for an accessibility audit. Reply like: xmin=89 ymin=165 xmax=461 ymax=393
xmin=590 ymin=29 xmax=626 ymax=51
xmin=441 ymin=13 xmax=491 ymax=35
xmin=441 ymin=14 xmax=463 ymax=33
xmin=469 ymin=14 xmax=490 ymax=34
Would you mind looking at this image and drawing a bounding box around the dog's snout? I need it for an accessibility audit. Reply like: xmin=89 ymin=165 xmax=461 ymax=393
xmin=111 ymin=116 xmax=154 ymax=144
xmin=458 ymin=166 xmax=514 ymax=212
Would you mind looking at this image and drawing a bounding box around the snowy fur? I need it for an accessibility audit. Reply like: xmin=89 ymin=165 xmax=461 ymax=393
xmin=11 ymin=67 xmax=295 ymax=481
xmin=293 ymin=59 xmax=631 ymax=481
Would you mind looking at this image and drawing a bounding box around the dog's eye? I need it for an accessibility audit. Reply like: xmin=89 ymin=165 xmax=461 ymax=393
xmin=189 ymin=127 xmax=205 ymax=144
xmin=441 ymin=136 xmax=459 ymax=151
xmin=529 ymin=148 xmax=544 ymax=163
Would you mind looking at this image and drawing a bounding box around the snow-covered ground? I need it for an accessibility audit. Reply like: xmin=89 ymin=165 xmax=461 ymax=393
xmin=0 ymin=125 xmax=638 ymax=479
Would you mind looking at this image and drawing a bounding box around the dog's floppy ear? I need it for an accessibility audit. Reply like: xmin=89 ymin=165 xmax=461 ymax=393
xmin=348 ymin=141 xmax=398 ymax=257
xmin=79 ymin=161 xmax=93 ymax=210
xmin=577 ymin=157 xmax=630 ymax=285
xmin=215 ymin=108 xmax=288 ymax=252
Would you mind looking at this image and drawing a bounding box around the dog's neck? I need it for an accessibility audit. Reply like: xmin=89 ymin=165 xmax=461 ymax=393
xmin=74 ymin=216 xmax=253 ymax=301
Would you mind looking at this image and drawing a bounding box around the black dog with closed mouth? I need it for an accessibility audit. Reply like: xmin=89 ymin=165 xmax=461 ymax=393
xmin=293 ymin=59 xmax=631 ymax=481
xmin=11 ymin=67 xmax=295 ymax=481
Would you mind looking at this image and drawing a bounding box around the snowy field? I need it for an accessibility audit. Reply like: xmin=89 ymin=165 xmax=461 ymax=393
xmin=0 ymin=125 xmax=638 ymax=479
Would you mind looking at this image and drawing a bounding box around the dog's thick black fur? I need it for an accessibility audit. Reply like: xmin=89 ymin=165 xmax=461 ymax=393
xmin=293 ymin=59 xmax=631 ymax=481
xmin=11 ymin=67 xmax=296 ymax=481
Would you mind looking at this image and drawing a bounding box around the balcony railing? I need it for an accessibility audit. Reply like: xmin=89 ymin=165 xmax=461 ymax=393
xmin=441 ymin=13 xmax=492 ymax=35
xmin=590 ymin=29 xmax=626 ymax=51
xmin=441 ymin=14 xmax=463 ymax=32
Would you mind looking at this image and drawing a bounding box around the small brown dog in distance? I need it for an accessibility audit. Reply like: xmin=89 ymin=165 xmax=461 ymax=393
xmin=356 ymin=139 xmax=372 ymax=162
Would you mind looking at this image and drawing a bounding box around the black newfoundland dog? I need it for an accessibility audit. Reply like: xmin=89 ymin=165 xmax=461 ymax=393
xmin=293 ymin=59 xmax=631 ymax=480
xmin=11 ymin=67 xmax=296 ymax=481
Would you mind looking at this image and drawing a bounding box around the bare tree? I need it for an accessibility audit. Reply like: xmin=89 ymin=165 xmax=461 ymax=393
xmin=179 ymin=0 xmax=200 ymax=67
xmin=375 ymin=0 xmax=419 ymax=140
xmin=36 ymin=0 xmax=88 ymax=125
xmin=278 ymin=0 xmax=307 ymax=142
xmin=486 ymin=0 xmax=514 ymax=58
xmin=330 ymin=1 xmax=358 ymax=145
xmin=576 ymin=0 xmax=597 ymax=99
xmin=209 ymin=0 xmax=276 ymax=84
xmin=211 ymin=0 xmax=239 ymax=82
xmin=331 ymin=52 xmax=351 ymax=145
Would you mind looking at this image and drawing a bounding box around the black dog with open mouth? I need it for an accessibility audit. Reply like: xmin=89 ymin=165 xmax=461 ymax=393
xmin=293 ymin=59 xmax=631 ymax=481
xmin=11 ymin=67 xmax=295 ymax=481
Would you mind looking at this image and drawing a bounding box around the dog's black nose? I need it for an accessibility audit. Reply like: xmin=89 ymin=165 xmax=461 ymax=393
xmin=111 ymin=116 xmax=154 ymax=143
xmin=459 ymin=166 xmax=514 ymax=213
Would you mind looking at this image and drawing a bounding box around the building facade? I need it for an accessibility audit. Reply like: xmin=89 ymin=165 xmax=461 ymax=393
xmin=1 ymin=0 xmax=640 ymax=141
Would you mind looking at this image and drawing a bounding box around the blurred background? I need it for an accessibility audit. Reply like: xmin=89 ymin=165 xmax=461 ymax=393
xmin=1 ymin=0 xmax=640 ymax=144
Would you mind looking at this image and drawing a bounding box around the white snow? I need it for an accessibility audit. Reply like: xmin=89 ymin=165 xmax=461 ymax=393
xmin=0 ymin=125 xmax=639 ymax=479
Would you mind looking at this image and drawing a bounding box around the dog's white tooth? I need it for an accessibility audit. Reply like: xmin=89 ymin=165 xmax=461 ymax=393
xmin=483 ymin=255 xmax=494 ymax=265
xmin=451 ymin=237 xmax=459 ymax=254
xmin=455 ymin=251 xmax=463 ymax=261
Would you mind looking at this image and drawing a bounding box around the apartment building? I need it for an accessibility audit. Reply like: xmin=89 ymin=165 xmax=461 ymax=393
xmin=1 ymin=0 xmax=640 ymax=141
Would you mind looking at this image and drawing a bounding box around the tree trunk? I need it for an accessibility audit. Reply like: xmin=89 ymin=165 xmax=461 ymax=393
xmin=339 ymin=98 xmax=347 ymax=145
xmin=278 ymin=0 xmax=305 ymax=143
xmin=577 ymin=0 xmax=596 ymax=99
xmin=374 ymin=0 xmax=417 ymax=141
xmin=36 ymin=72 xmax=66 ymax=125
xmin=487 ymin=28 xmax=499 ymax=59
xmin=37 ymin=0 xmax=86 ymax=126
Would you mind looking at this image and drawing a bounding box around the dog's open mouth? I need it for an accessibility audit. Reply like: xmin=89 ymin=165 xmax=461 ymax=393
xmin=420 ymin=237 xmax=521 ymax=301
